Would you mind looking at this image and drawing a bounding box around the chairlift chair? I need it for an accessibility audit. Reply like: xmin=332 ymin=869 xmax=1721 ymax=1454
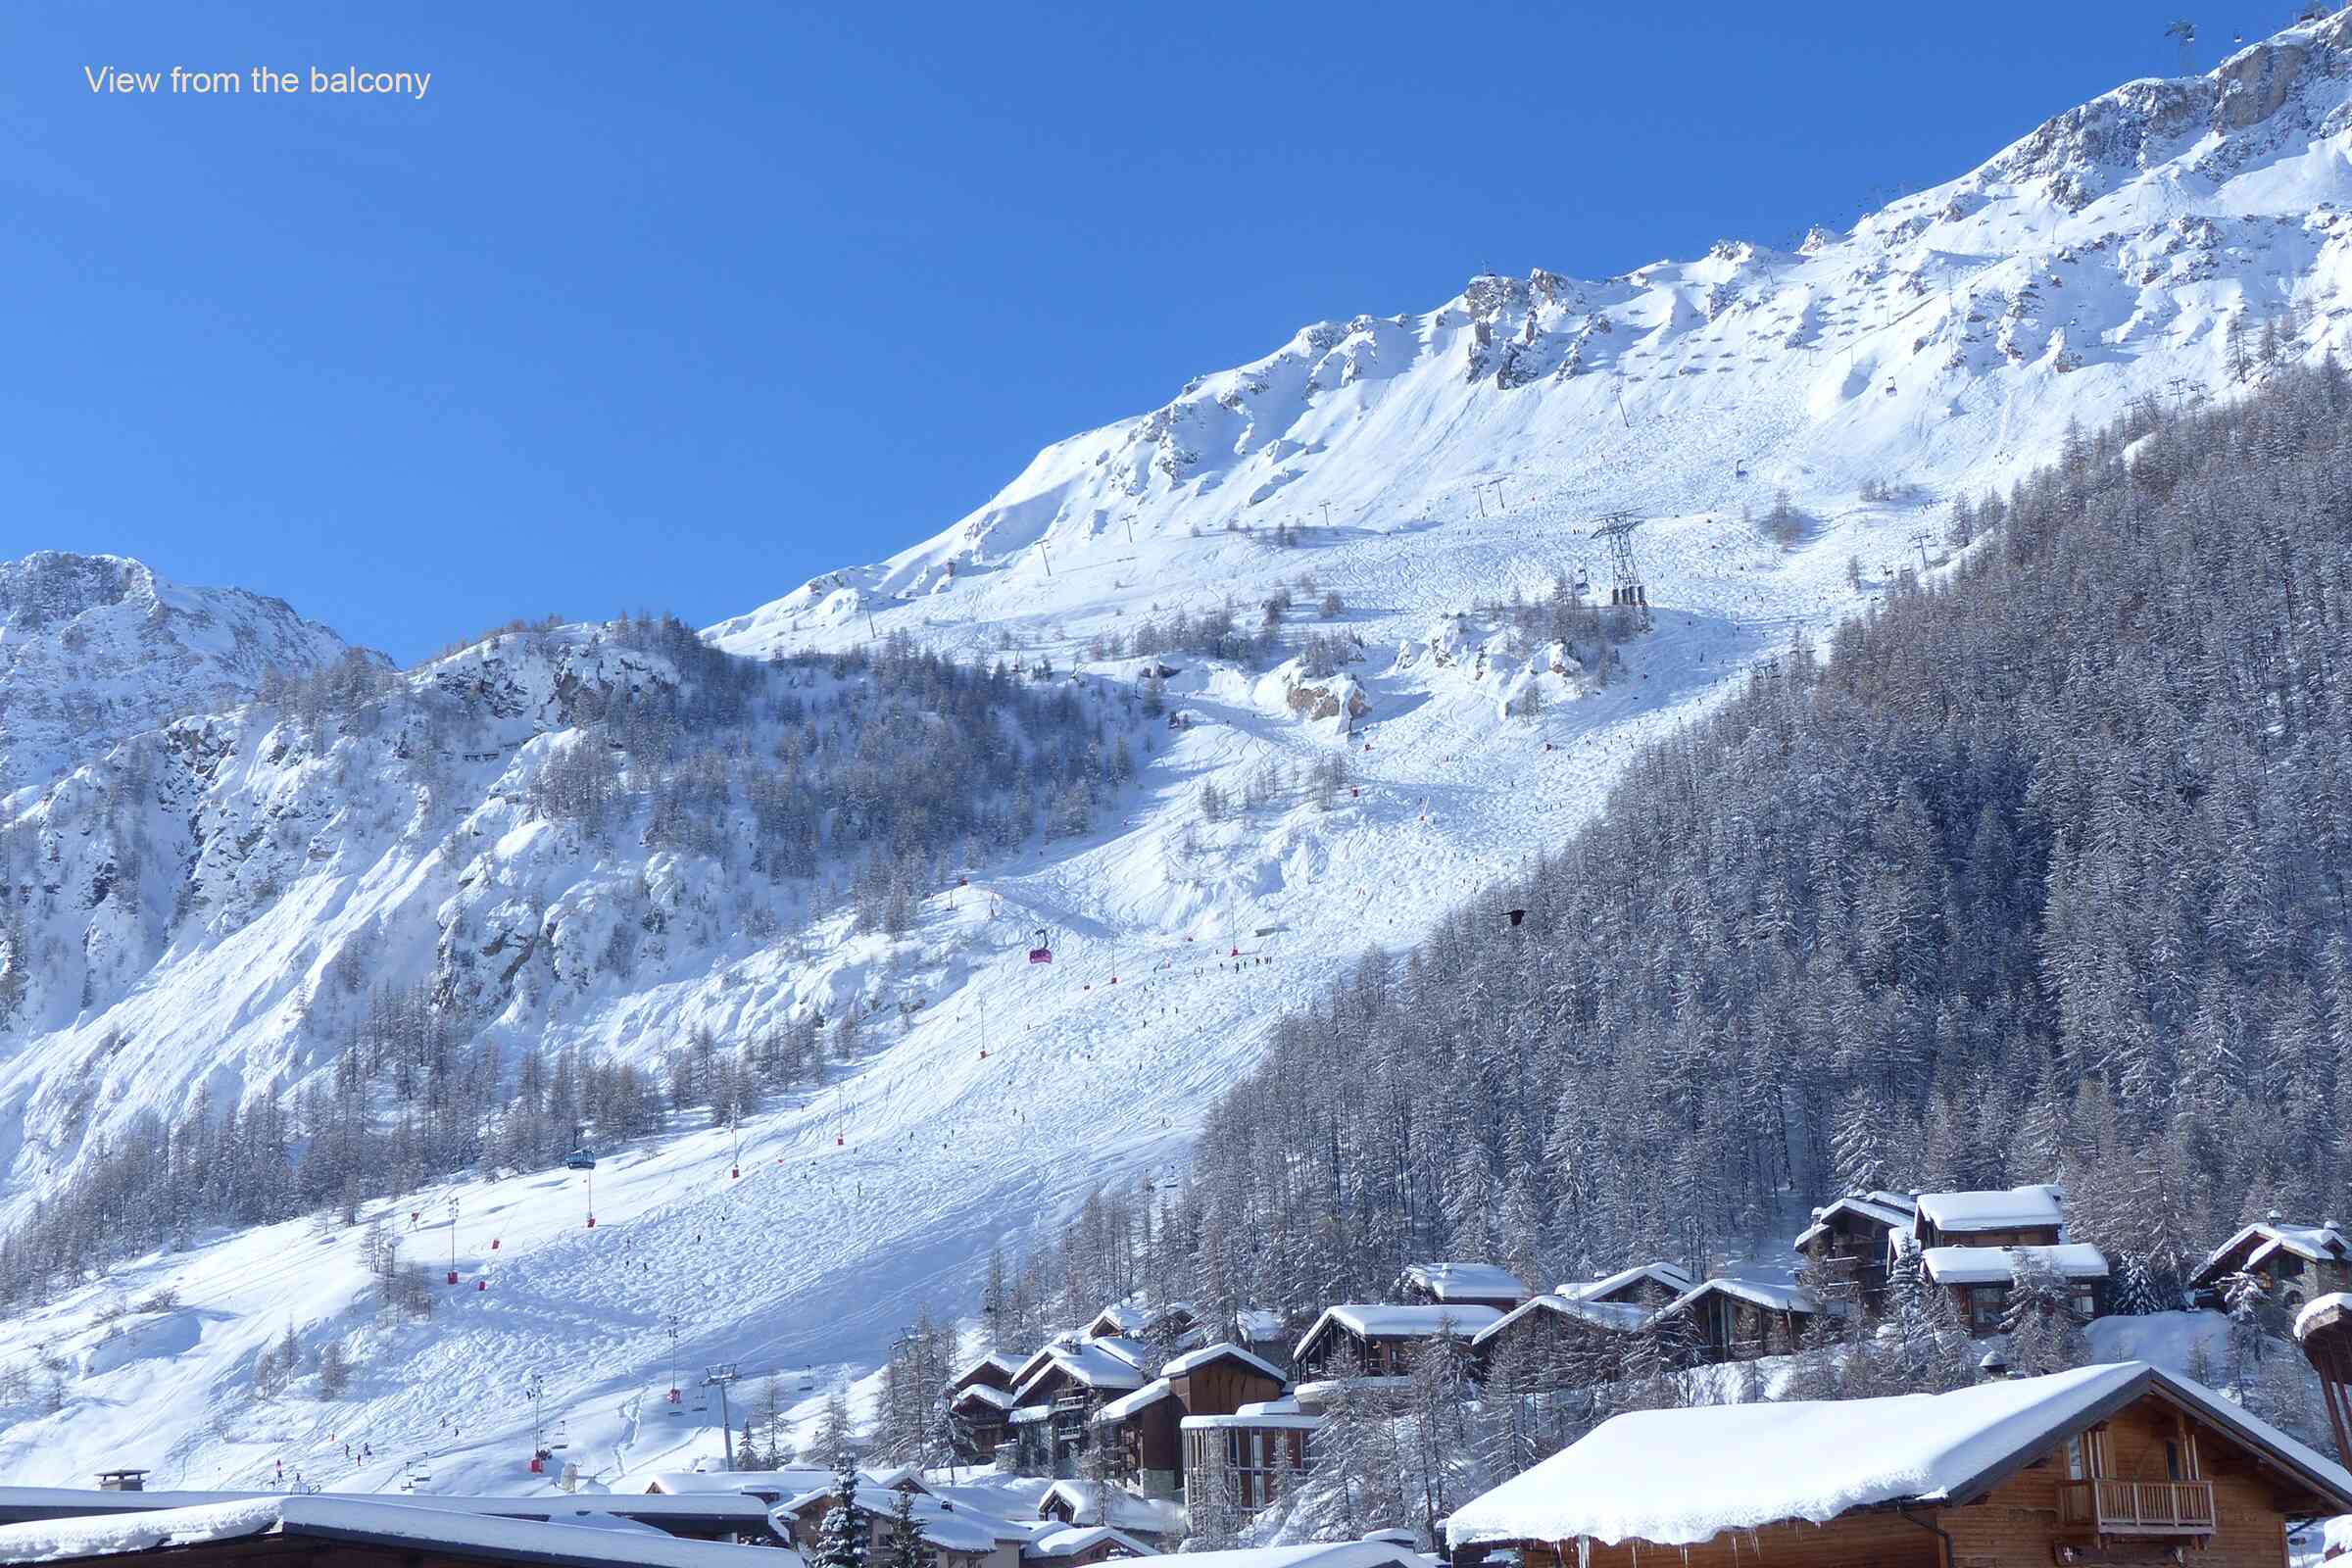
xmin=564 ymin=1148 xmax=597 ymax=1171
xmin=1027 ymin=928 xmax=1053 ymax=964
xmin=551 ymin=1419 xmax=569 ymax=1451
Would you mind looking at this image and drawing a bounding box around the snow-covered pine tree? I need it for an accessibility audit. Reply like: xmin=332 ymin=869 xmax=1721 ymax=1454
xmin=1181 ymin=1439 xmax=1245 ymax=1551
xmin=2108 ymin=1253 xmax=2165 ymax=1317
xmin=1828 ymin=1085 xmax=1894 ymax=1198
xmin=814 ymin=1453 xmax=868 ymax=1568
xmin=886 ymin=1486 xmax=930 ymax=1568
xmin=1300 ymin=1348 xmax=1402 ymax=1540
xmin=2222 ymin=1269 xmax=2269 ymax=1394
xmin=2000 ymin=1252 xmax=2087 ymax=1377
xmin=1399 ymin=1322 xmax=1477 ymax=1547
xmin=808 ymin=1390 xmax=858 ymax=1465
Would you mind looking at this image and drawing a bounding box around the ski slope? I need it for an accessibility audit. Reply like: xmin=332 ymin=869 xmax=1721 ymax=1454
xmin=7 ymin=10 xmax=2352 ymax=1493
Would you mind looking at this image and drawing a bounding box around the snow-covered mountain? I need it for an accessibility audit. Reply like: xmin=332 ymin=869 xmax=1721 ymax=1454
xmin=715 ymin=9 xmax=2352 ymax=663
xmin=0 ymin=552 xmax=366 ymax=797
xmin=5 ymin=9 xmax=2352 ymax=1496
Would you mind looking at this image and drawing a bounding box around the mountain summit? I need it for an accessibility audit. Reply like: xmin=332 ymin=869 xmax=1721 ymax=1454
xmin=714 ymin=9 xmax=2352 ymax=663
xmin=0 ymin=551 xmax=365 ymax=794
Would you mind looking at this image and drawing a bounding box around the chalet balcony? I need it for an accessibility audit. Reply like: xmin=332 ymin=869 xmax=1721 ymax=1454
xmin=2057 ymin=1479 xmax=2217 ymax=1536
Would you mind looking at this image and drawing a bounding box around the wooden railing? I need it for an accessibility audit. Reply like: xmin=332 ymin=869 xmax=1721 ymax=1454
xmin=2057 ymin=1479 xmax=2217 ymax=1535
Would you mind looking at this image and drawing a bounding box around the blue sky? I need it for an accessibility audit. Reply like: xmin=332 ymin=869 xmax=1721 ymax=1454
xmin=0 ymin=1 xmax=2284 ymax=662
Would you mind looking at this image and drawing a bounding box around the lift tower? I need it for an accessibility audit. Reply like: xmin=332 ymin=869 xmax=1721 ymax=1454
xmin=1589 ymin=512 xmax=1649 ymax=619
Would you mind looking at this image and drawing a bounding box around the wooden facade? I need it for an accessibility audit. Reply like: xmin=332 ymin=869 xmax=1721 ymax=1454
xmin=1292 ymin=1306 xmax=1502 ymax=1380
xmin=1166 ymin=1347 xmax=1286 ymax=1419
xmin=2191 ymin=1221 xmax=2352 ymax=1324
xmin=1098 ymin=1344 xmax=1290 ymax=1500
xmin=1911 ymin=1188 xmax=2066 ymax=1251
xmin=1450 ymin=1377 xmax=2345 ymax=1568
xmin=1646 ymin=1280 xmax=1817 ymax=1364
xmin=1794 ymin=1197 xmax=1914 ymax=1309
xmin=1182 ymin=1418 xmax=1314 ymax=1517
xmin=1470 ymin=1297 xmax=1644 ymax=1385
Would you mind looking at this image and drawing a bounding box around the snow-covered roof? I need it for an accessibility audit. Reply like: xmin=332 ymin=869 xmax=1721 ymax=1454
xmin=1037 ymin=1483 xmax=1188 ymax=1537
xmin=1646 ymin=1275 xmax=1820 ymax=1326
xmin=0 ymin=1496 xmax=808 ymax=1568
xmin=645 ymin=1469 xmax=818 ymax=1498
xmin=2195 ymin=1220 xmax=2351 ymax=1284
xmin=1160 ymin=1342 xmax=1287 ymax=1383
xmin=1920 ymin=1243 xmax=2110 ymax=1286
xmin=1181 ymin=1409 xmax=1324 ymax=1431
xmin=1008 ymin=1403 xmax=1052 ymax=1425
xmin=1398 ymin=1262 xmax=1532 ymax=1304
xmin=1008 ymin=1335 xmax=1082 ymax=1389
xmin=1024 ymin=1525 xmax=1157 ymax=1561
xmin=1294 ymin=1303 xmax=1504 ymax=1361
xmin=1012 ymin=1342 xmax=1149 ymax=1403
xmin=955 ymin=1382 xmax=1017 ymax=1410
xmin=1472 ymin=1292 xmax=1647 ymax=1348
xmin=1914 ymin=1185 xmax=2064 ymax=1235
xmin=1087 ymin=1302 xmax=1148 ymax=1336
xmin=955 ymin=1351 xmax=1023 ymax=1384
xmin=1233 ymin=1308 xmax=1285 ymax=1344
xmin=1794 ymin=1193 xmax=1920 ymax=1251
xmin=1147 ymin=1544 xmax=1423 ymax=1568
xmin=0 ymin=1488 xmax=779 ymax=1527
xmin=1088 ymin=1336 xmax=1159 ymax=1372
xmin=1446 ymin=1361 xmax=2352 ymax=1550
xmin=1558 ymin=1262 xmax=1693 ymax=1303
xmin=774 ymin=1488 xmax=999 ymax=1554
xmin=2300 ymin=1293 xmax=2352 ymax=1344
xmin=1093 ymin=1377 xmax=1176 ymax=1424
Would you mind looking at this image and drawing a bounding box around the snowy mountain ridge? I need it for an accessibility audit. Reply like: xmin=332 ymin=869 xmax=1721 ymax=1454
xmin=5 ymin=9 xmax=2352 ymax=1497
xmin=713 ymin=8 xmax=2352 ymax=663
xmin=0 ymin=551 xmax=366 ymax=798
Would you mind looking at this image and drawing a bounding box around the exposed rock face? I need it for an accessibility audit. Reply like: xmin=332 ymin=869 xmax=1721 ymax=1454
xmin=1285 ymin=680 xmax=1370 ymax=721
xmin=0 ymin=552 xmax=367 ymax=794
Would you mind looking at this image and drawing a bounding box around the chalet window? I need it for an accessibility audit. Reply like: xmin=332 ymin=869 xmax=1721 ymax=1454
xmin=2165 ymin=1441 xmax=2181 ymax=1482
xmin=1971 ymin=1287 xmax=2009 ymax=1333
xmin=2066 ymin=1437 xmax=2085 ymax=1481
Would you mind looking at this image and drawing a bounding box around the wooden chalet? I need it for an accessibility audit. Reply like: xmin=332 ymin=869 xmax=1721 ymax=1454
xmin=1469 ymin=1292 xmax=1649 ymax=1382
xmin=1920 ymin=1243 xmax=2110 ymax=1335
xmin=0 ymin=1495 xmax=808 ymax=1568
xmin=1034 ymin=1483 xmax=1189 ymax=1549
xmin=1644 ymin=1276 xmax=1820 ymax=1363
xmin=2189 ymin=1215 xmax=2352 ymax=1321
xmin=1446 ymin=1361 xmax=2352 ymax=1568
xmin=1792 ymin=1191 xmax=1916 ymax=1308
xmin=776 ymin=1482 xmax=1022 ymax=1568
xmin=953 ymin=1350 xmax=1024 ymax=1397
xmin=1006 ymin=1340 xmax=1151 ymax=1477
xmin=1396 ymin=1262 xmax=1535 ymax=1314
xmin=1909 ymin=1184 xmax=2066 ymax=1250
xmin=953 ymin=1379 xmax=1019 ymax=1460
xmin=1021 ymin=1525 xmax=1157 ymax=1567
xmin=1092 ymin=1343 xmax=1291 ymax=1500
xmin=1557 ymin=1261 xmax=1693 ymax=1310
xmin=1180 ymin=1398 xmax=1320 ymax=1520
xmin=1290 ymin=1303 xmax=1504 ymax=1380
xmin=1084 ymin=1299 xmax=1200 ymax=1348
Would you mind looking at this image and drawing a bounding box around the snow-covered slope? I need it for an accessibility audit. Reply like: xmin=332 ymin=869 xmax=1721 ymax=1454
xmin=0 ymin=552 xmax=366 ymax=796
xmin=8 ymin=10 xmax=2352 ymax=1495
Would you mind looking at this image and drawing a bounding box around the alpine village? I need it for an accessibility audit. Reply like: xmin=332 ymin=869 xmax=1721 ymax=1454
xmin=13 ymin=10 xmax=2352 ymax=1568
